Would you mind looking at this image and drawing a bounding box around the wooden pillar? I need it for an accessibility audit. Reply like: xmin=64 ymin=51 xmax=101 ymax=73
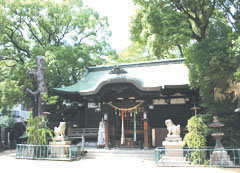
xmin=105 ymin=120 xmax=109 ymax=149
xmin=144 ymin=120 xmax=149 ymax=149
xmin=112 ymin=124 xmax=115 ymax=146
xmin=84 ymin=108 xmax=88 ymax=128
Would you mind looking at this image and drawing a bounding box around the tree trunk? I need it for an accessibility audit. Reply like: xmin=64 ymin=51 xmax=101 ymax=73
xmin=27 ymin=56 xmax=47 ymax=117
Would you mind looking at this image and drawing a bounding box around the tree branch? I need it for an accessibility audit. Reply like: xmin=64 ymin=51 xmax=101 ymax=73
xmin=1 ymin=56 xmax=19 ymax=62
xmin=6 ymin=64 xmax=17 ymax=68
xmin=56 ymin=20 xmax=72 ymax=45
xmin=186 ymin=20 xmax=202 ymax=41
xmin=24 ymin=18 xmax=44 ymax=47
xmin=178 ymin=45 xmax=184 ymax=58
xmin=79 ymin=32 xmax=96 ymax=44
xmin=38 ymin=19 xmax=57 ymax=44
xmin=27 ymin=88 xmax=40 ymax=96
xmin=174 ymin=1 xmax=197 ymax=22
xmin=5 ymin=32 xmax=29 ymax=62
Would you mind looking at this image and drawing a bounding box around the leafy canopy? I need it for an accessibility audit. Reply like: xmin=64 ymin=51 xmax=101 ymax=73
xmin=110 ymin=42 xmax=156 ymax=64
xmin=0 ymin=0 xmax=114 ymax=111
xmin=130 ymin=0 xmax=240 ymax=147
xmin=130 ymin=0 xmax=217 ymax=58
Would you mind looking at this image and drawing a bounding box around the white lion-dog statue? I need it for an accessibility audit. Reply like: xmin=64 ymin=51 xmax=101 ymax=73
xmin=165 ymin=119 xmax=180 ymax=136
xmin=54 ymin=122 xmax=66 ymax=139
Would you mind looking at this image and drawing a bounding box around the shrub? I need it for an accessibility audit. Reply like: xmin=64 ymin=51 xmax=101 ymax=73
xmin=184 ymin=115 xmax=208 ymax=164
xmin=26 ymin=114 xmax=53 ymax=145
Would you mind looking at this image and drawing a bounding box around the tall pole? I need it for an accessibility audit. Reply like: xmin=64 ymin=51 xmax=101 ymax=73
xmin=144 ymin=113 xmax=149 ymax=149
xmin=105 ymin=119 xmax=109 ymax=149
xmin=134 ymin=109 xmax=137 ymax=142
xmin=121 ymin=108 xmax=125 ymax=145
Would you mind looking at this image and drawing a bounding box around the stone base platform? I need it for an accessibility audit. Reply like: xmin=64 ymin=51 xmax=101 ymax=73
xmin=159 ymin=135 xmax=189 ymax=166
xmin=159 ymin=156 xmax=190 ymax=166
xmin=49 ymin=140 xmax=72 ymax=158
xmin=49 ymin=140 xmax=71 ymax=145
xmin=210 ymin=150 xmax=233 ymax=166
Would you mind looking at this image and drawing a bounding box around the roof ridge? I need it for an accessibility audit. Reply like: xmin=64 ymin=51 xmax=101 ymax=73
xmin=89 ymin=58 xmax=186 ymax=72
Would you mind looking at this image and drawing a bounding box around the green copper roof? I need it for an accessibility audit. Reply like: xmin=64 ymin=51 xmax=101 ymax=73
xmin=53 ymin=59 xmax=189 ymax=96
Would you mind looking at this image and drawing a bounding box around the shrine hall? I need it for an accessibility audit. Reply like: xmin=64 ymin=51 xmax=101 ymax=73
xmin=53 ymin=58 xmax=198 ymax=149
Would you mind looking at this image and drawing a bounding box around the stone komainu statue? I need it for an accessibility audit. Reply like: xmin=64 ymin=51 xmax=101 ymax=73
xmin=54 ymin=122 xmax=66 ymax=138
xmin=165 ymin=119 xmax=180 ymax=136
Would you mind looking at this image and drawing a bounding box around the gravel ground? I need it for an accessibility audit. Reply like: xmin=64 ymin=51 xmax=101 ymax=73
xmin=0 ymin=150 xmax=240 ymax=173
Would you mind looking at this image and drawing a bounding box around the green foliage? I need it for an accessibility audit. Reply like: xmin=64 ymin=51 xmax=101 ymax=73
xmin=0 ymin=115 xmax=16 ymax=128
xmin=0 ymin=0 xmax=114 ymax=112
xmin=130 ymin=0 xmax=217 ymax=58
xmin=110 ymin=42 xmax=156 ymax=64
xmin=26 ymin=113 xmax=53 ymax=145
xmin=42 ymin=92 xmax=58 ymax=105
xmin=185 ymin=21 xmax=237 ymax=104
xmin=204 ymin=97 xmax=240 ymax=147
xmin=185 ymin=21 xmax=240 ymax=147
xmin=232 ymin=36 xmax=240 ymax=81
xmin=130 ymin=0 xmax=240 ymax=147
xmin=184 ymin=115 xmax=208 ymax=165
xmin=184 ymin=115 xmax=208 ymax=148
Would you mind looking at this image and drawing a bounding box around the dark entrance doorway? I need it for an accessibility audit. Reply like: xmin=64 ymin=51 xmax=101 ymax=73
xmin=94 ymin=82 xmax=148 ymax=148
xmin=105 ymin=101 xmax=145 ymax=148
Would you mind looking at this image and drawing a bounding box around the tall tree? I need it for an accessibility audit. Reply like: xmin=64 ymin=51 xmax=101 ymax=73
xmin=110 ymin=42 xmax=155 ymax=64
xmin=0 ymin=0 xmax=114 ymax=116
xmin=130 ymin=0 xmax=240 ymax=146
xmin=130 ymin=0 xmax=218 ymax=58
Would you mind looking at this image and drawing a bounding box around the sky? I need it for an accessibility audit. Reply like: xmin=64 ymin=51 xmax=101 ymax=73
xmin=83 ymin=0 xmax=135 ymax=52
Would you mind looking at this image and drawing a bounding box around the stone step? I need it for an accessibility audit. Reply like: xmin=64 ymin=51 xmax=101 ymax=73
xmin=86 ymin=153 xmax=154 ymax=157
xmin=160 ymin=156 xmax=187 ymax=161
xmin=85 ymin=155 xmax=155 ymax=160
xmin=85 ymin=148 xmax=155 ymax=154
xmin=84 ymin=148 xmax=155 ymax=160
xmin=86 ymin=152 xmax=154 ymax=155
xmin=157 ymin=161 xmax=190 ymax=166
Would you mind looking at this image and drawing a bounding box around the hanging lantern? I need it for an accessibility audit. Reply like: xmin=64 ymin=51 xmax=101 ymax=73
xmin=104 ymin=113 xmax=108 ymax=121
xmin=143 ymin=112 xmax=147 ymax=120
xmin=148 ymin=104 xmax=154 ymax=110
xmin=130 ymin=111 xmax=133 ymax=117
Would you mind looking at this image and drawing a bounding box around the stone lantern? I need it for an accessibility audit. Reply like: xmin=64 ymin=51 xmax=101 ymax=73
xmin=209 ymin=116 xmax=224 ymax=149
xmin=209 ymin=116 xmax=233 ymax=166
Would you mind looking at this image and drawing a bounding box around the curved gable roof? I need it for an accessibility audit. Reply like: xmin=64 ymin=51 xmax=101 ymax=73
xmin=53 ymin=59 xmax=189 ymax=96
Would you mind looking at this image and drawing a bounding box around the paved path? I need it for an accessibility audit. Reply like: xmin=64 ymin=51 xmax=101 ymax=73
xmin=0 ymin=150 xmax=240 ymax=173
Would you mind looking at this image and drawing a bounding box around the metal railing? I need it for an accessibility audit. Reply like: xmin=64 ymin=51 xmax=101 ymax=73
xmin=16 ymin=144 xmax=81 ymax=161
xmin=155 ymin=147 xmax=240 ymax=167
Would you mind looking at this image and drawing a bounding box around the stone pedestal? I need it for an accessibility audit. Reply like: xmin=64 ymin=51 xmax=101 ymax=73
xmin=49 ymin=137 xmax=72 ymax=158
xmin=210 ymin=150 xmax=233 ymax=166
xmin=49 ymin=140 xmax=71 ymax=145
xmin=159 ymin=135 xmax=189 ymax=166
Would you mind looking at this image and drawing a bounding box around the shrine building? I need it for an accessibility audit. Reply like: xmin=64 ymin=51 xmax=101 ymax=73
xmin=53 ymin=58 xmax=198 ymax=149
